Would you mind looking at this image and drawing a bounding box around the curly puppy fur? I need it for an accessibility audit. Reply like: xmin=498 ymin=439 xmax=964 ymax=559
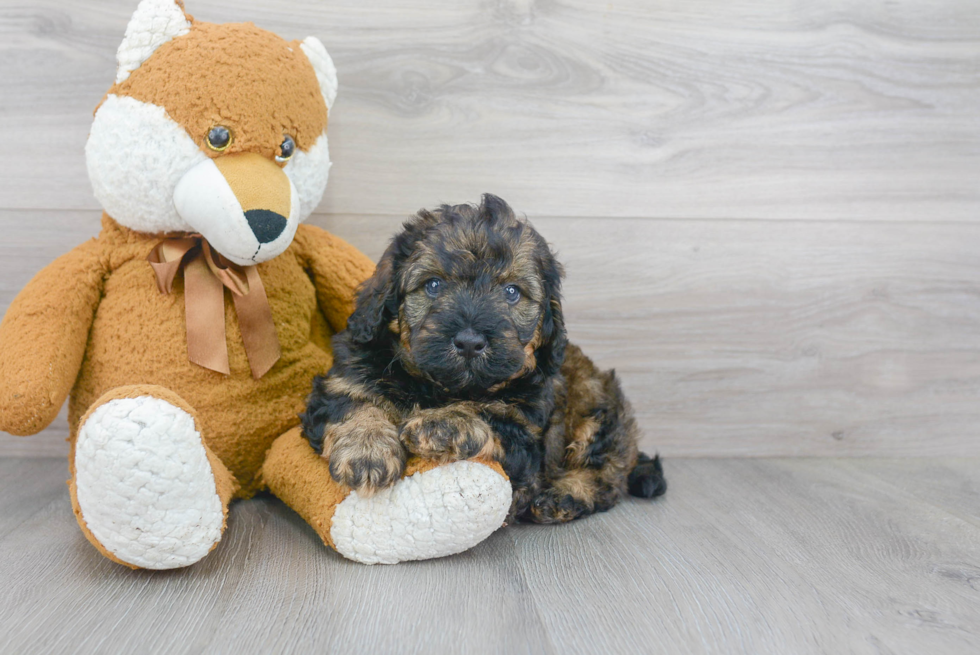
xmin=301 ymin=195 xmax=666 ymax=523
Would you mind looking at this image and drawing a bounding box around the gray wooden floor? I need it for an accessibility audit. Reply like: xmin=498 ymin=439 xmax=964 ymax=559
xmin=2 ymin=457 xmax=979 ymax=654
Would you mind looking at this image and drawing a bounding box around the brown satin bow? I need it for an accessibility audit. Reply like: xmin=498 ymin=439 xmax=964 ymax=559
xmin=147 ymin=236 xmax=281 ymax=379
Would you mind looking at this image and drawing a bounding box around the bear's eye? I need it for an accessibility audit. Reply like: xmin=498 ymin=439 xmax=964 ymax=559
xmin=424 ymin=278 xmax=442 ymax=298
xmin=504 ymin=284 xmax=521 ymax=304
xmin=276 ymin=135 xmax=296 ymax=163
xmin=206 ymin=126 xmax=232 ymax=152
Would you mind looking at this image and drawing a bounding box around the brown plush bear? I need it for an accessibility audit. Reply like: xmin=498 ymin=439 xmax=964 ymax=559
xmin=0 ymin=0 xmax=511 ymax=568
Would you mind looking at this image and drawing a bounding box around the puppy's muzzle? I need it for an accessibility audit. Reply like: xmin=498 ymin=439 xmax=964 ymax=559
xmin=453 ymin=327 xmax=488 ymax=359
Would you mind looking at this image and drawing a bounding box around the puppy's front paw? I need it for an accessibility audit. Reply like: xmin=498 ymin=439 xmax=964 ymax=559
xmin=400 ymin=406 xmax=502 ymax=462
xmin=326 ymin=416 xmax=406 ymax=495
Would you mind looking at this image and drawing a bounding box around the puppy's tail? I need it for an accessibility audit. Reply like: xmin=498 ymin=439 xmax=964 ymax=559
xmin=628 ymin=452 xmax=667 ymax=499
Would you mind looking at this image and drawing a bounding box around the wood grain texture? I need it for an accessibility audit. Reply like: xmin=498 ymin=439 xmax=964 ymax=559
xmin=857 ymin=458 xmax=980 ymax=525
xmin=1 ymin=0 xmax=978 ymax=458
xmin=514 ymin=457 xmax=980 ymax=655
xmin=3 ymin=209 xmax=980 ymax=458
xmin=1 ymin=457 xmax=979 ymax=654
xmin=0 ymin=0 xmax=977 ymax=219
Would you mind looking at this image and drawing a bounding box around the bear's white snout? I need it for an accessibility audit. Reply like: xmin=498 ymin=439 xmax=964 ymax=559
xmin=173 ymin=154 xmax=301 ymax=266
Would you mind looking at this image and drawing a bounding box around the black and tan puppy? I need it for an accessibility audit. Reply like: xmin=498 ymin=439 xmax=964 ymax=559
xmin=301 ymin=195 xmax=666 ymax=523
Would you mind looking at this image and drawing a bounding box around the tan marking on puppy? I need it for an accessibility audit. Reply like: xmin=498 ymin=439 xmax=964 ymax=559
xmin=474 ymin=432 xmax=506 ymax=461
xmin=551 ymin=469 xmax=598 ymax=507
xmin=322 ymin=377 xmax=400 ymax=422
xmin=563 ymin=415 xmax=601 ymax=467
xmin=323 ymin=376 xmax=372 ymax=403
xmin=518 ymin=319 xmax=544 ymax=370
xmin=502 ymin=228 xmax=545 ymax=301
xmin=397 ymin=315 xmax=423 ymax=379
xmin=323 ymin=378 xmax=370 ymax=402
xmin=400 ymin=404 xmax=504 ymax=463
xmin=531 ymin=343 xmax=642 ymax=521
xmin=325 ymin=405 xmax=405 ymax=496
xmin=402 ymin=246 xmax=447 ymax=291
xmin=487 ymin=320 xmax=543 ymax=393
xmin=599 ymin=451 xmax=636 ymax=490
xmin=396 ymin=307 xmax=440 ymax=381
xmin=527 ymin=467 xmax=605 ymax=523
xmin=400 ymin=292 xmax=430 ymax=330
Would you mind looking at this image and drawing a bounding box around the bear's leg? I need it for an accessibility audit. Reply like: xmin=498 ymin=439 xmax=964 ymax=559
xmin=263 ymin=427 xmax=512 ymax=565
xmin=69 ymin=385 xmax=237 ymax=569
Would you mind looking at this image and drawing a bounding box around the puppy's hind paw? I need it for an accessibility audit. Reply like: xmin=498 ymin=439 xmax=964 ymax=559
xmin=527 ymin=488 xmax=590 ymax=524
xmin=628 ymin=453 xmax=667 ymax=499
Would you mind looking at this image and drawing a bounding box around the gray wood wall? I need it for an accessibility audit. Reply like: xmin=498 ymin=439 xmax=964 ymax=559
xmin=1 ymin=0 xmax=978 ymax=457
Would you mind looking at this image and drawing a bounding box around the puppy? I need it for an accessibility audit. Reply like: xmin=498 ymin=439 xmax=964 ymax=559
xmin=301 ymin=195 xmax=666 ymax=523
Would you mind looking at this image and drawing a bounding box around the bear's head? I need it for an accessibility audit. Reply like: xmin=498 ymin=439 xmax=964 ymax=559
xmin=85 ymin=0 xmax=337 ymax=266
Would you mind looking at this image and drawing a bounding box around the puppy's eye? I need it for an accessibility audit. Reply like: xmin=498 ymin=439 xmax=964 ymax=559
xmin=504 ymin=284 xmax=521 ymax=304
xmin=424 ymin=278 xmax=443 ymax=297
xmin=276 ymin=135 xmax=296 ymax=163
xmin=206 ymin=126 xmax=232 ymax=152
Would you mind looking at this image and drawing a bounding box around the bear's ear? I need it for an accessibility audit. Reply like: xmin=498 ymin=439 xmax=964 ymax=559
xmin=299 ymin=36 xmax=339 ymax=111
xmin=115 ymin=0 xmax=192 ymax=84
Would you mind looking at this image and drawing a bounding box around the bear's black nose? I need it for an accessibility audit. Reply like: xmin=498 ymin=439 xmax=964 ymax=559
xmin=245 ymin=209 xmax=287 ymax=244
xmin=453 ymin=328 xmax=488 ymax=359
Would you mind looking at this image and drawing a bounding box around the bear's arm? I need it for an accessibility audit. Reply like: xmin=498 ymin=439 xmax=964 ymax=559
xmin=293 ymin=224 xmax=375 ymax=334
xmin=0 ymin=238 xmax=107 ymax=436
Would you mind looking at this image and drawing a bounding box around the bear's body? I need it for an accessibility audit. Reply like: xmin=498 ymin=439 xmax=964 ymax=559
xmin=0 ymin=0 xmax=512 ymax=569
xmin=65 ymin=217 xmax=365 ymax=496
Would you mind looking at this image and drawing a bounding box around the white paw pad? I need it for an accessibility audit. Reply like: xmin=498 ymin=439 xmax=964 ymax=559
xmin=74 ymin=396 xmax=224 ymax=569
xmin=331 ymin=460 xmax=512 ymax=565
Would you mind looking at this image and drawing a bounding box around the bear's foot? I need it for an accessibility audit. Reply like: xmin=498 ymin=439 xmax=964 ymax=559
xmin=332 ymin=459 xmax=512 ymax=564
xmin=71 ymin=388 xmax=232 ymax=569
xmin=264 ymin=428 xmax=512 ymax=565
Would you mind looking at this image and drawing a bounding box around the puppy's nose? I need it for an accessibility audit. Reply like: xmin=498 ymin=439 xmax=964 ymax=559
xmin=453 ymin=328 xmax=488 ymax=359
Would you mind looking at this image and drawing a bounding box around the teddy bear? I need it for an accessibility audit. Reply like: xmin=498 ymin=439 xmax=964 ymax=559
xmin=0 ymin=0 xmax=511 ymax=568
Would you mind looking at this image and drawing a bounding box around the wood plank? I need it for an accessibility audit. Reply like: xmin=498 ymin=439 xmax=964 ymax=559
xmin=0 ymin=458 xmax=67 ymax=537
xmin=0 ymin=459 xmax=551 ymax=655
xmin=3 ymin=209 xmax=980 ymax=457
xmin=0 ymin=0 xmax=978 ymax=220
xmin=0 ymin=484 xmax=275 ymax=654
xmin=0 ymin=409 xmax=69 ymax=457
xmin=850 ymin=458 xmax=980 ymax=525
xmin=2 ymin=458 xmax=980 ymax=654
xmin=210 ymin=507 xmax=553 ymax=655
xmin=515 ymin=457 xmax=980 ymax=654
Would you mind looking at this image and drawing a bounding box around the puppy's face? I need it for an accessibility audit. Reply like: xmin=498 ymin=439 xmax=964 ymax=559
xmin=398 ymin=210 xmax=547 ymax=391
xmin=348 ymin=195 xmax=566 ymax=393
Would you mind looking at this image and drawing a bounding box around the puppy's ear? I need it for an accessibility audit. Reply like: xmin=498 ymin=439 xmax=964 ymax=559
xmin=536 ymin=247 xmax=567 ymax=377
xmin=478 ymin=193 xmax=515 ymax=224
xmin=347 ymin=209 xmax=438 ymax=344
xmin=347 ymin=247 xmax=398 ymax=344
